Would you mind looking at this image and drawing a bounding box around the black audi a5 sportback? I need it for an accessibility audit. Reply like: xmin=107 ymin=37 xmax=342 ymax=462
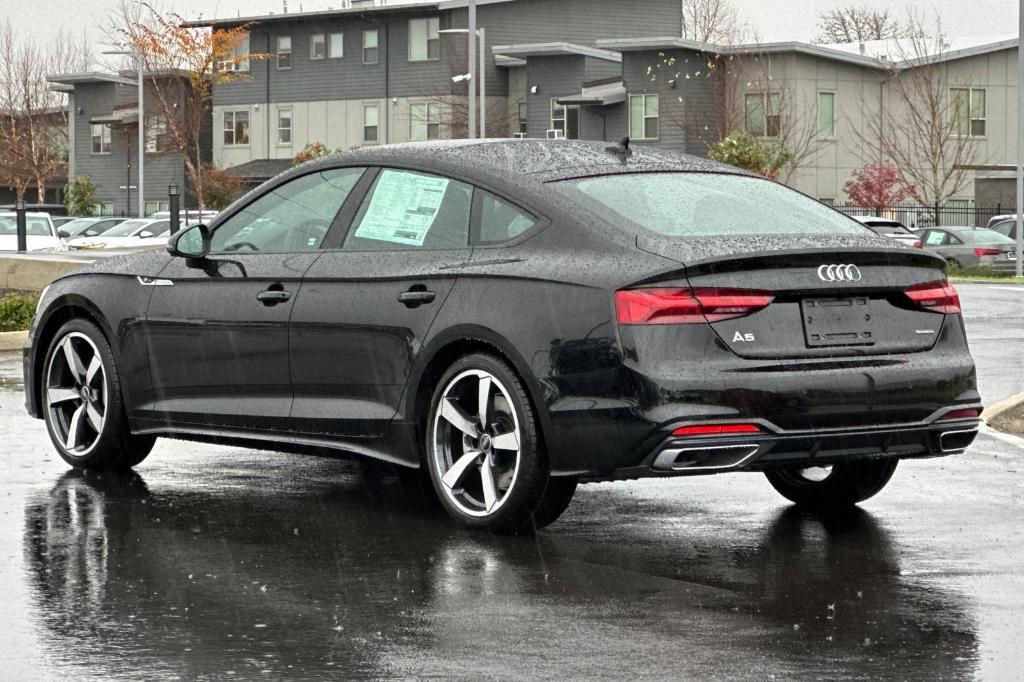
xmin=23 ymin=140 xmax=981 ymax=532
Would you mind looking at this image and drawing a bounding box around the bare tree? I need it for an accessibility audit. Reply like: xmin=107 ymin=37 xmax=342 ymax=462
xmin=855 ymin=18 xmax=983 ymax=208
xmin=681 ymin=0 xmax=751 ymax=45
xmin=0 ymin=21 xmax=90 ymax=202
xmin=109 ymin=1 xmax=265 ymax=208
xmin=816 ymin=6 xmax=905 ymax=43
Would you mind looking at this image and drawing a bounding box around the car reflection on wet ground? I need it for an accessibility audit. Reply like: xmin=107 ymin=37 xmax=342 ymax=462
xmin=1 ymin=282 xmax=1022 ymax=679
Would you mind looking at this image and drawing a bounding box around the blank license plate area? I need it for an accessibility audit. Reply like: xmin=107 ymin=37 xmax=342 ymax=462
xmin=801 ymin=297 xmax=876 ymax=347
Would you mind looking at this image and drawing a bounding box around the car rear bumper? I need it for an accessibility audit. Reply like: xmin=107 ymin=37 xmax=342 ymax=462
xmin=600 ymin=412 xmax=981 ymax=482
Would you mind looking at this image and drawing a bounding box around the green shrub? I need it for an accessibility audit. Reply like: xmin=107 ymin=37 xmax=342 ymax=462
xmin=0 ymin=294 xmax=38 ymax=332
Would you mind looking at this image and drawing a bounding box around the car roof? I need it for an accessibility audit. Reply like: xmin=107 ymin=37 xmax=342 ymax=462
xmin=0 ymin=212 xmax=52 ymax=218
xmin=301 ymin=138 xmax=744 ymax=183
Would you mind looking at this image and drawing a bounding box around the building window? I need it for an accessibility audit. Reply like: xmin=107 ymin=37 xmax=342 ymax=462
xmin=550 ymin=100 xmax=579 ymax=139
xmin=363 ymin=30 xmax=379 ymax=65
xmin=145 ymin=116 xmax=169 ymax=153
xmin=277 ymin=36 xmax=292 ymax=69
xmin=629 ymin=94 xmax=659 ymax=140
xmin=364 ymin=104 xmax=379 ymax=143
xmin=224 ymin=110 xmax=250 ymax=146
xmin=410 ymin=102 xmax=441 ymax=141
xmin=518 ymin=101 xmax=527 ymax=134
xmin=745 ymin=92 xmax=781 ymax=138
xmin=144 ymin=200 xmax=169 ymax=216
xmin=310 ymin=33 xmax=326 ymax=60
xmin=817 ymin=92 xmax=835 ymax=138
xmin=277 ymin=108 xmax=292 ymax=145
xmin=94 ymin=202 xmax=114 ymax=216
xmin=329 ymin=32 xmax=344 ymax=58
xmin=220 ymin=33 xmax=250 ymax=72
xmin=90 ymin=124 xmax=111 ymax=154
xmin=409 ymin=17 xmax=440 ymax=61
xmin=951 ymin=88 xmax=986 ymax=137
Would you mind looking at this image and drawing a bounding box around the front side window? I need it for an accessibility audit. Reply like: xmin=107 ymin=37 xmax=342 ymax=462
xmin=817 ymin=92 xmax=835 ymax=138
xmin=91 ymin=124 xmax=111 ymax=154
xmin=409 ymin=17 xmax=440 ymax=61
xmin=744 ymin=92 xmax=781 ymax=137
xmin=951 ymin=88 xmax=986 ymax=137
xmin=210 ymin=168 xmax=365 ymax=253
xmin=278 ymin=108 xmax=292 ymax=144
xmin=363 ymin=30 xmax=379 ymax=64
xmin=224 ymin=110 xmax=250 ymax=146
xmin=329 ymin=32 xmax=344 ymax=58
xmin=410 ymin=102 xmax=441 ymax=141
xmin=550 ymin=100 xmax=579 ymax=139
xmin=277 ymin=36 xmax=292 ymax=69
xmin=629 ymin=94 xmax=659 ymax=140
xmin=344 ymin=169 xmax=472 ymax=251
xmin=364 ymin=104 xmax=379 ymax=143
xmin=557 ymin=172 xmax=868 ymax=238
xmin=311 ymin=33 xmax=326 ymax=60
xmin=479 ymin=193 xmax=536 ymax=244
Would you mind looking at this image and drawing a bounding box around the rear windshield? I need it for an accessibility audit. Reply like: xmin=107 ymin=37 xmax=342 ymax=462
xmin=556 ymin=172 xmax=868 ymax=238
xmin=958 ymin=228 xmax=1015 ymax=244
xmin=0 ymin=216 xmax=51 ymax=236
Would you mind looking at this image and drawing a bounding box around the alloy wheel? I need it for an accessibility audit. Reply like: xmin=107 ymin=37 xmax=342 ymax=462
xmin=45 ymin=332 xmax=107 ymax=457
xmin=432 ymin=369 xmax=522 ymax=517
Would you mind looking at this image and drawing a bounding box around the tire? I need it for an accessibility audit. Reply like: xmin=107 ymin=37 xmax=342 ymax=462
xmin=424 ymin=353 xmax=576 ymax=534
xmin=41 ymin=319 xmax=155 ymax=470
xmin=764 ymin=459 xmax=898 ymax=511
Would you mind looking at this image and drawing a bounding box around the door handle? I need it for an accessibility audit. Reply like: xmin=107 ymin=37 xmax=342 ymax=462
xmin=257 ymin=289 xmax=292 ymax=305
xmin=397 ymin=289 xmax=436 ymax=307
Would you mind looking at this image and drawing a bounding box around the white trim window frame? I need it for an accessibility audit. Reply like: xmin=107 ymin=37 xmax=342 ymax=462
xmin=744 ymin=91 xmax=781 ymax=138
xmin=410 ymin=102 xmax=441 ymax=141
xmin=816 ymin=91 xmax=835 ymax=139
xmin=363 ymin=103 xmax=380 ymax=143
xmin=310 ymin=33 xmax=326 ymax=60
xmin=363 ymin=30 xmax=379 ymax=65
xmin=219 ymin=33 xmax=250 ymax=72
xmin=277 ymin=35 xmax=292 ymax=70
xmin=277 ymin=107 xmax=292 ymax=145
xmin=628 ymin=93 xmax=659 ymax=140
xmin=328 ymin=32 xmax=344 ymax=59
xmin=90 ymin=123 xmax=111 ymax=154
xmin=408 ymin=17 xmax=440 ymax=62
xmin=223 ymin=110 xmax=250 ymax=146
xmin=951 ymin=87 xmax=986 ymax=138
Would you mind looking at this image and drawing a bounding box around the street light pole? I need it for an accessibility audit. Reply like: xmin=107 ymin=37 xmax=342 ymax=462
xmin=467 ymin=0 xmax=477 ymax=139
xmin=1017 ymin=0 xmax=1023 ymax=276
xmin=479 ymin=27 xmax=486 ymax=139
xmin=137 ymin=51 xmax=144 ymax=218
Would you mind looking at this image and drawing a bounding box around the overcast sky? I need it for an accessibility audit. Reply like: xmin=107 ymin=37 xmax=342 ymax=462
xmin=8 ymin=0 xmax=1020 ymax=52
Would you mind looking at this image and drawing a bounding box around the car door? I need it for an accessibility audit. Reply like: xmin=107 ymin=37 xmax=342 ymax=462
xmin=288 ymin=167 xmax=474 ymax=437
xmin=141 ymin=167 xmax=367 ymax=431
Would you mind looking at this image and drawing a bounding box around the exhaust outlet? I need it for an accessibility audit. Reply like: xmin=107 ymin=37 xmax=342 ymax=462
xmin=939 ymin=428 xmax=978 ymax=453
xmin=653 ymin=444 xmax=760 ymax=472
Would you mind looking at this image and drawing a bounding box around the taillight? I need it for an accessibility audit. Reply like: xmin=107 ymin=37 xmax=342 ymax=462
xmin=672 ymin=424 xmax=762 ymax=437
xmin=938 ymin=408 xmax=981 ymax=421
xmin=974 ymin=248 xmax=1001 ymax=257
xmin=904 ymin=280 xmax=961 ymax=314
xmin=913 ymin=240 xmax=922 ymax=248
xmin=615 ymin=288 xmax=774 ymax=325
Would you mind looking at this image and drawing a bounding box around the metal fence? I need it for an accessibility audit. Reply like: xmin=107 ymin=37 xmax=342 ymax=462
xmin=830 ymin=202 xmax=1014 ymax=229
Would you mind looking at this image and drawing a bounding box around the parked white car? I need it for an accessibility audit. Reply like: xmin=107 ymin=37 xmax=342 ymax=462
xmin=852 ymin=216 xmax=922 ymax=248
xmin=0 ymin=212 xmax=63 ymax=251
xmin=67 ymin=217 xmax=172 ymax=250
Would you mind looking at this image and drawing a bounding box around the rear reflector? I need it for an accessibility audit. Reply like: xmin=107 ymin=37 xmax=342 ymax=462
xmin=939 ymin=408 xmax=982 ymax=421
xmin=974 ymin=248 xmax=1002 ymax=257
xmin=616 ymin=288 xmax=774 ymax=325
xmin=904 ymin=280 xmax=961 ymax=314
xmin=672 ymin=424 xmax=762 ymax=437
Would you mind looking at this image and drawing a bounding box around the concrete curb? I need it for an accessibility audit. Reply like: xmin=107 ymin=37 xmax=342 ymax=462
xmin=982 ymin=393 xmax=1024 ymax=435
xmin=0 ymin=330 xmax=27 ymax=352
xmin=0 ymin=254 xmax=93 ymax=293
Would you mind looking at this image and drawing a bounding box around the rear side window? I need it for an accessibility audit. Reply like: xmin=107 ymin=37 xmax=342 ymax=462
xmin=344 ymin=169 xmax=472 ymax=250
xmin=991 ymin=222 xmax=1013 ymax=238
xmin=478 ymin=193 xmax=535 ymax=244
xmin=556 ymin=172 xmax=867 ymax=238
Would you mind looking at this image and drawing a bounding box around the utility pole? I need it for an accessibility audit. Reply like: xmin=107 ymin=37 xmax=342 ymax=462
xmin=1017 ymin=0 xmax=1023 ymax=276
xmin=467 ymin=0 xmax=477 ymax=139
xmin=479 ymin=27 xmax=486 ymax=138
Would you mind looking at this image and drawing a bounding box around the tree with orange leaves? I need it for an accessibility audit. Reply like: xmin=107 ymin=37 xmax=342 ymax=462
xmin=110 ymin=1 xmax=265 ymax=209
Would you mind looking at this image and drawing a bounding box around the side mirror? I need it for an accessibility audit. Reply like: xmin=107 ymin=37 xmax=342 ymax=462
xmin=57 ymin=229 xmax=70 ymax=239
xmin=167 ymin=223 xmax=211 ymax=260
xmin=138 ymin=230 xmax=153 ymax=238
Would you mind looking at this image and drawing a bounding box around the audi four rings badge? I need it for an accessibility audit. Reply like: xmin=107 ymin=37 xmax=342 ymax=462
xmin=817 ymin=264 xmax=862 ymax=282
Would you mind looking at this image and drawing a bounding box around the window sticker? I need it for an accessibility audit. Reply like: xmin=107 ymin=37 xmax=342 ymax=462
xmin=355 ymin=171 xmax=450 ymax=245
xmin=926 ymin=231 xmax=945 ymax=246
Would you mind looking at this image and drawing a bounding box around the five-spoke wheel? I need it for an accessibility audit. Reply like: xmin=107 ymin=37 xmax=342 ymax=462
xmin=45 ymin=332 xmax=107 ymax=457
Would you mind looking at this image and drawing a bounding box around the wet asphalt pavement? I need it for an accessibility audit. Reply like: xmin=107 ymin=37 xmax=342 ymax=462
xmin=0 ymin=282 xmax=1022 ymax=680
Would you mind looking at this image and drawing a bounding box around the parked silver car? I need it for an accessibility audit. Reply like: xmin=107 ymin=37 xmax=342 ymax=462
xmin=915 ymin=226 xmax=1018 ymax=273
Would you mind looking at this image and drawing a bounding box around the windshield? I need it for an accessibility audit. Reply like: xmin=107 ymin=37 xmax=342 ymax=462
xmin=958 ymin=229 xmax=1015 ymax=244
xmin=60 ymin=218 xmax=99 ymax=236
xmin=556 ymin=172 xmax=868 ymax=237
xmin=101 ymin=219 xmax=150 ymax=237
xmin=0 ymin=216 xmax=52 ymax=236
